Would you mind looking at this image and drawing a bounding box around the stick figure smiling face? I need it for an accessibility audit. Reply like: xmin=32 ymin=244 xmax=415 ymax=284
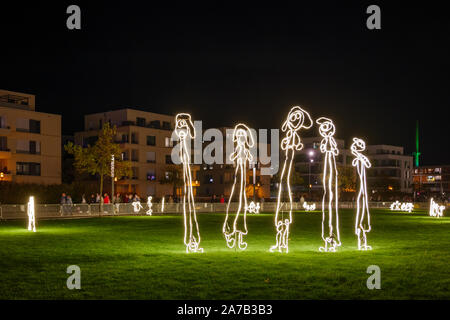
xmin=351 ymin=138 xmax=366 ymax=153
xmin=316 ymin=117 xmax=335 ymax=138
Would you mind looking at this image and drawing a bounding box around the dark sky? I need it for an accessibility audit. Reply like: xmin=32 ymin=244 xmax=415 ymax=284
xmin=1 ymin=1 xmax=449 ymax=165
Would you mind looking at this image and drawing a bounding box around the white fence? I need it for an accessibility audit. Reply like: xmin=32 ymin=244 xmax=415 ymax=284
xmin=0 ymin=201 xmax=437 ymax=220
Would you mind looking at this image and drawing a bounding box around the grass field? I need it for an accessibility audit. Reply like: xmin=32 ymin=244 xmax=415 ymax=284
xmin=0 ymin=209 xmax=449 ymax=299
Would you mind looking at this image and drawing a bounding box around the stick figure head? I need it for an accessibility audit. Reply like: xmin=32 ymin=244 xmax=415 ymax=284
xmin=233 ymin=123 xmax=254 ymax=148
xmin=316 ymin=117 xmax=335 ymax=138
xmin=282 ymin=106 xmax=313 ymax=133
xmin=175 ymin=113 xmax=195 ymax=139
xmin=351 ymin=137 xmax=366 ymax=153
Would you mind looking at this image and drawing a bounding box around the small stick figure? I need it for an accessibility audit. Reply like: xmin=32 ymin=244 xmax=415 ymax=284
xmin=317 ymin=117 xmax=341 ymax=252
xmin=270 ymin=106 xmax=312 ymax=253
xmin=223 ymin=123 xmax=254 ymax=250
xmin=175 ymin=113 xmax=203 ymax=253
xmin=351 ymin=138 xmax=372 ymax=250
xmin=146 ymin=196 xmax=153 ymax=216
xmin=27 ymin=196 xmax=36 ymax=232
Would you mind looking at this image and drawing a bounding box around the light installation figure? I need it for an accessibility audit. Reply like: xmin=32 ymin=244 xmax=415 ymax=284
xmin=270 ymin=106 xmax=313 ymax=253
xmin=223 ymin=124 xmax=255 ymax=250
xmin=303 ymin=202 xmax=316 ymax=211
xmin=317 ymin=117 xmax=341 ymax=252
xmin=247 ymin=201 xmax=260 ymax=214
xmin=161 ymin=197 xmax=165 ymax=213
xmin=390 ymin=201 xmax=413 ymax=213
xmin=351 ymin=138 xmax=372 ymax=250
xmin=132 ymin=200 xmax=143 ymax=213
xmin=146 ymin=196 xmax=153 ymax=215
xmin=175 ymin=113 xmax=203 ymax=253
xmin=429 ymin=198 xmax=445 ymax=217
xmin=27 ymin=196 xmax=36 ymax=232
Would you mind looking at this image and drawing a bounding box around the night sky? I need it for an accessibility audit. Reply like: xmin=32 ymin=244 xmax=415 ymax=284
xmin=1 ymin=2 xmax=449 ymax=165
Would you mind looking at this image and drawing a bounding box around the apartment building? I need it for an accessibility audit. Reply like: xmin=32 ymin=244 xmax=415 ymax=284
xmin=366 ymin=145 xmax=413 ymax=193
xmin=74 ymin=108 xmax=183 ymax=197
xmin=0 ymin=89 xmax=61 ymax=184
xmin=412 ymin=165 xmax=450 ymax=196
xmin=293 ymin=138 xmax=413 ymax=194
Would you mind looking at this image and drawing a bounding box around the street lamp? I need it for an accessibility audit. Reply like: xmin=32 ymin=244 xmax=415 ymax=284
xmin=308 ymin=151 xmax=315 ymax=197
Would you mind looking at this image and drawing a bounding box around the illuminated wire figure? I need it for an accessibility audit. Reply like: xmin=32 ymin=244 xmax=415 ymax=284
xmin=270 ymin=106 xmax=312 ymax=253
xmin=429 ymin=198 xmax=444 ymax=217
xmin=223 ymin=124 xmax=255 ymax=250
xmin=175 ymin=113 xmax=203 ymax=253
xmin=161 ymin=197 xmax=165 ymax=213
xmin=317 ymin=117 xmax=341 ymax=252
xmin=146 ymin=196 xmax=153 ymax=216
xmin=132 ymin=200 xmax=143 ymax=213
xmin=247 ymin=201 xmax=260 ymax=214
xmin=27 ymin=196 xmax=36 ymax=232
xmin=351 ymin=138 xmax=372 ymax=250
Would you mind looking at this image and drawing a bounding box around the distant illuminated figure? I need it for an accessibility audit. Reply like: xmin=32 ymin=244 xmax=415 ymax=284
xmin=223 ymin=123 xmax=255 ymax=250
xmin=429 ymin=198 xmax=444 ymax=217
xmin=175 ymin=113 xmax=203 ymax=253
xmin=390 ymin=201 xmax=413 ymax=213
xmin=132 ymin=200 xmax=143 ymax=213
xmin=351 ymin=138 xmax=372 ymax=250
xmin=303 ymin=202 xmax=316 ymax=211
xmin=317 ymin=117 xmax=341 ymax=252
xmin=247 ymin=201 xmax=260 ymax=214
xmin=27 ymin=196 xmax=36 ymax=232
xmin=146 ymin=196 xmax=153 ymax=215
xmin=270 ymin=106 xmax=312 ymax=253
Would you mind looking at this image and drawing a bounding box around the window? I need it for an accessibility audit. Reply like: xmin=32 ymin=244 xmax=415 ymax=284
xmin=165 ymin=137 xmax=173 ymax=147
xmin=83 ymin=136 xmax=98 ymax=147
xmin=162 ymin=121 xmax=171 ymax=130
xmin=146 ymin=151 xmax=156 ymax=163
xmin=0 ymin=136 xmax=7 ymax=151
xmin=131 ymin=167 xmax=138 ymax=179
xmin=121 ymin=134 xmax=129 ymax=143
xmin=0 ymin=116 xmax=6 ymax=129
xmin=147 ymin=135 xmax=156 ymax=146
xmin=165 ymin=155 xmax=172 ymax=164
xmin=147 ymin=169 xmax=156 ymax=181
xmin=16 ymin=140 xmax=40 ymax=154
xmin=136 ymin=117 xmax=146 ymax=127
xmin=16 ymin=162 xmax=41 ymax=176
xmin=148 ymin=120 xmax=160 ymax=129
xmin=16 ymin=118 xmax=29 ymax=132
xmin=131 ymin=149 xmax=139 ymax=162
xmin=131 ymin=132 xmax=138 ymax=144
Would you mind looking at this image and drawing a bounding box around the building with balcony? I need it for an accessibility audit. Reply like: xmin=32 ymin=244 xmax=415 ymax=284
xmin=293 ymin=138 xmax=413 ymax=194
xmin=74 ymin=108 xmax=187 ymax=197
xmin=365 ymin=145 xmax=413 ymax=193
xmin=0 ymin=89 xmax=61 ymax=184
xmin=412 ymin=165 xmax=450 ymax=197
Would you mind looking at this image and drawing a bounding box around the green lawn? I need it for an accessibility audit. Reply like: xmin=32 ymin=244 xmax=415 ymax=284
xmin=0 ymin=209 xmax=449 ymax=299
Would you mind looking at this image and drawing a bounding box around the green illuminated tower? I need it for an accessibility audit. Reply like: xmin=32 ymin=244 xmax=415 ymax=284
xmin=412 ymin=120 xmax=420 ymax=167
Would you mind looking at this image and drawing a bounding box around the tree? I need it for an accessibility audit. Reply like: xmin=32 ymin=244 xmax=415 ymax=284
xmin=64 ymin=123 xmax=132 ymax=197
xmin=159 ymin=167 xmax=184 ymax=198
xmin=338 ymin=166 xmax=357 ymax=193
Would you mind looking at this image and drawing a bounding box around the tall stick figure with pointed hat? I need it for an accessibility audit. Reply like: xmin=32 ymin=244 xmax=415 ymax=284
xmin=317 ymin=117 xmax=341 ymax=252
xmin=223 ymin=123 xmax=255 ymax=250
xmin=351 ymin=138 xmax=372 ymax=250
xmin=175 ymin=113 xmax=203 ymax=253
xmin=270 ymin=106 xmax=312 ymax=253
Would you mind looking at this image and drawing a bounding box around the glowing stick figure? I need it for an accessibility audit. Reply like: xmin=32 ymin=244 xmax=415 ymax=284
xmin=146 ymin=196 xmax=153 ymax=215
xmin=351 ymin=138 xmax=372 ymax=250
xmin=429 ymin=198 xmax=445 ymax=217
xmin=317 ymin=117 xmax=341 ymax=252
xmin=27 ymin=196 xmax=36 ymax=232
xmin=175 ymin=113 xmax=203 ymax=253
xmin=223 ymin=123 xmax=255 ymax=250
xmin=270 ymin=106 xmax=312 ymax=253
xmin=132 ymin=200 xmax=143 ymax=213
xmin=247 ymin=201 xmax=260 ymax=214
